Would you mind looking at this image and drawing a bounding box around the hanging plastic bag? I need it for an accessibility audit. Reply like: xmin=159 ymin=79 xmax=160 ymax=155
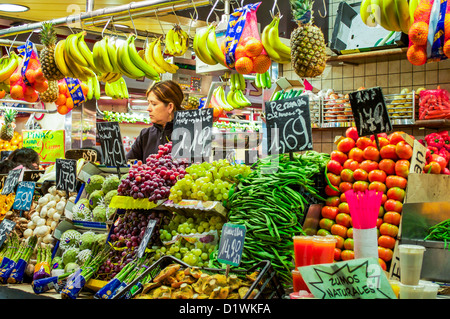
xmin=224 ymin=2 xmax=270 ymax=74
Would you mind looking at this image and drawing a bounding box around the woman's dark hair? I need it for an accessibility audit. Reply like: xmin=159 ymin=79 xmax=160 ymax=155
xmin=0 ymin=160 xmax=20 ymax=174
xmin=6 ymin=147 xmax=40 ymax=170
xmin=146 ymin=80 xmax=184 ymax=111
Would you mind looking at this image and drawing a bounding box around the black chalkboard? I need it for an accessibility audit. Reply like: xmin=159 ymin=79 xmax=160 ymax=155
xmin=136 ymin=219 xmax=157 ymax=259
xmin=217 ymin=223 xmax=246 ymax=267
xmin=22 ymin=170 xmax=44 ymax=182
xmin=65 ymin=149 xmax=98 ymax=162
xmin=13 ymin=181 xmax=36 ymax=211
xmin=55 ymin=158 xmax=77 ymax=193
xmin=348 ymin=87 xmax=393 ymax=137
xmin=0 ymin=219 xmax=16 ymax=247
xmin=265 ymin=95 xmax=313 ymax=155
xmin=1 ymin=167 xmax=23 ymax=195
xmin=171 ymin=108 xmax=214 ymax=161
xmin=96 ymin=122 xmax=127 ymax=167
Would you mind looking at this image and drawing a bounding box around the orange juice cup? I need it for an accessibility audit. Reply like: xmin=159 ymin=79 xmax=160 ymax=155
xmin=312 ymin=236 xmax=337 ymax=264
xmin=292 ymin=269 xmax=310 ymax=292
xmin=293 ymin=236 xmax=314 ymax=268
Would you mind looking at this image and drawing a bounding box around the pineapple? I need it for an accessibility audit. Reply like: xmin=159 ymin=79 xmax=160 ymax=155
xmin=39 ymin=22 xmax=64 ymax=81
xmin=289 ymin=0 xmax=327 ymax=78
xmin=39 ymin=80 xmax=58 ymax=103
xmin=1 ymin=109 xmax=17 ymax=142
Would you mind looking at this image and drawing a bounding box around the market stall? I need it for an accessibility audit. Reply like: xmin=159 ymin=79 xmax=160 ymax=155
xmin=0 ymin=0 xmax=448 ymax=303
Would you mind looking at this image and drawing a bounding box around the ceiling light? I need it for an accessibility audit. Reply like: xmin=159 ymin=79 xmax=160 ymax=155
xmin=0 ymin=4 xmax=30 ymax=12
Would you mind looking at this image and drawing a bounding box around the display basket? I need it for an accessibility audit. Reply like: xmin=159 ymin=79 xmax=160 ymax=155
xmin=385 ymin=91 xmax=415 ymax=125
xmin=112 ymin=255 xmax=285 ymax=299
xmin=321 ymin=95 xmax=354 ymax=128
xmin=310 ymin=98 xmax=321 ymax=128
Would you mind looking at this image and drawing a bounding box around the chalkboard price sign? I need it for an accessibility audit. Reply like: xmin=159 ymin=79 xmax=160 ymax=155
xmin=171 ymin=108 xmax=214 ymax=161
xmin=55 ymin=158 xmax=77 ymax=193
xmin=96 ymin=122 xmax=127 ymax=167
xmin=217 ymin=223 xmax=246 ymax=267
xmin=13 ymin=181 xmax=36 ymax=211
xmin=0 ymin=219 xmax=16 ymax=247
xmin=137 ymin=219 xmax=157 ymax=258
xmin=348 ymin=87 xmax=393 ymax=137
xmin=265 ymin=95 xmax=313 ymax=155
xmin=1 ymin=167 xmax=23 ymax=195
xmin=65 ymin=149 xmax=98 ymax=163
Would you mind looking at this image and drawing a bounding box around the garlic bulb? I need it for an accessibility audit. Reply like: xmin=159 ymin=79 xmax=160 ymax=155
xmin=46 ymin=201 xmax=57 ymax=209
xmin=38 ymin=197 xmax=49 ymax=206
xmin=27 ymin=221 xmax=35 ymax=230
xmin=36 ymin=218 xmax=46 ymax=227
xmin=23 ymin=228 xmax=33 ymax=239
xmin=47 ymin=208 xmax=56 ymax=220
xmin=40 ymin=206 xmax=48 ymax=219
xmin=56 ymin=201 xmax=66 ymax=213
xmin=53 ymin=213 xmax=61 ymax=222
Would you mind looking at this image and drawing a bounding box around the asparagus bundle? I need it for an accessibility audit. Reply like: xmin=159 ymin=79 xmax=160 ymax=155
xmin=110 ymin=262 xmax=149 ymax=299
xmin=32 ymin=269 xmax=79 ymax=294
xmin=60 ymin=243 xmax=111 ymax=299
xmin=0 ymin=233 xmax=20 ymax=268
xmin=6 ymin=236 xmax=38 ymax=284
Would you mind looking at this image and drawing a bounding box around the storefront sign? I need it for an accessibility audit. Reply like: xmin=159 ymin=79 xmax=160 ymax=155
xmin=55 ymin=158 xmax=77 ymax=193
xmin=348 ymin=87 xmax=393 ymax=137
xmin=13 ymin=181 xmax=36 ymax=211
xmin=96 ymin=122 xmax=127 ymax=167
xmin=22 ymin=130 xmax=66 ymax=164
xmin=264 ymin=95 xmax=313 ymax=155
xmin=217 ymin=223 xmax=246 ymax=267
xmin=171 ymin=108 xmax=213 ymax=162
xmin=298 ymin=257 xmax=397 ymax=299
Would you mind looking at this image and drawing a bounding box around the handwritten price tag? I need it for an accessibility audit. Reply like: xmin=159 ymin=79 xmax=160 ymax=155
xmin=265 ymin=95 xmax=313 ymax=155
xmin=217 ymin=223 xmax=246 ymax=267
xmin=348 ymin=87 xmax=393 ymax=137
xmin=55 ymin=158 xmax=77 ymax=193
xmin=96 ymin=122 xmax=127 ymax=167
xmin=13 ymin=181 xmax=36 ymax=211
xmin=1 ymin=167 xmax=23 ymax=195
xmin=137 ymin=219 xmax=157 ymax=258
xmin=0 ymin=219 xmax=16 ymax=247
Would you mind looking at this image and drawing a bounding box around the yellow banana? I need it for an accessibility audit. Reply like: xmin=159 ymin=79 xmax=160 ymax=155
xmin=172 ymin=28 xmax=183 ymax=55
xmin=164 ymin=27 xmax=177 ymax=55
xmin=0 ymin=53 xmax=18 ymax=83
xmin=54 ymin=40 xmax=72 ymax=77
xmin=206 ymin=25 xmax=227 ymax=66
xmin=93 ymin=74 xmax=100 ymax=99
xmin=360 ymin=0 xmax=377 ymax=27
xmin=409 ymin=0 xmax=419 ymax=24
xmin=117 ymin=36 xmax=145 ymax=79
xmin=153 ymin=38 xmax=177 ymax=73
xmin=371 ymin=0 xmax=392 ymax=30
xmin=395 ymin=0 xmax=412 ymax=33
xmin=382 ymin=0 xmax=402 ymax=31
xmin=105 ymin=37 xmax=121 ymax=74
xmin=193 ymin=25 xmax=217 ymax=65
xmin=65 ymin=34 xmax=89 ymax=68
xmin=145 ymin=39 xmax=166 ymax=74
xmin=118 ymin=77 xmax=129 ymax=99
xmin=262 ymin=19 xmax=290 ymax=64
xmin=93 ymin=40 xmax=107 ymax=74
xmin=77 ymin=31 xmax=97 ymax=74
xmin=100 ymin=37 xmax=114 ymax=73
xmin=268 ymin=16 xmax=291 ymax=58
xmin=128 ymin=35 xmax=160 ymax=80
xmin=62 ymin=49 xmax=78 ymax=78
xmin=87 ymin=77 xmax=94 ymax=100
xmin=178 ymin=28 xmax=189 ymax=56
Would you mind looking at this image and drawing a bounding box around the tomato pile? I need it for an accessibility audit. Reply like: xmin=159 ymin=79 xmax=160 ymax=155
xmin=319 ymin=127 xmax=414 ymax=271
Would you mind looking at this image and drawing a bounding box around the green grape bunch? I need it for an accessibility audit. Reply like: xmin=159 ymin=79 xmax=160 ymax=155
xmin=168 ymin=159 xmax=252 ymax=203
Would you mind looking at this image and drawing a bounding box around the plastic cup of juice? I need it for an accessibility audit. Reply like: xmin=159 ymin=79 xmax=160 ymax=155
xmin=399 ymin=283 xmax=424 ymax=299
xmin=312 ymin=235 xmax=336 ymax=264
xmin=292 ymin=269 xmax=310 ymax=292
xmin=293 ymin=236 xmax=314 ymax=268
xmin=398 ymin=244 xmax=426 ymax=285
xmin=419 ymin=280 xmax=439 ymax=299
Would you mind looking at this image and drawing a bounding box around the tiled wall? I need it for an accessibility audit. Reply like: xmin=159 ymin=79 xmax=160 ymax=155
xmin=281 ymin=0 xmax=450 ymax=153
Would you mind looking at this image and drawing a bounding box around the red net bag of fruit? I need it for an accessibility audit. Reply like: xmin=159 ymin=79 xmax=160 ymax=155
xmin=419 ymin=87 xmax=450 ymax=119
xmin=223 ymin=2 xmax=270 ymax=74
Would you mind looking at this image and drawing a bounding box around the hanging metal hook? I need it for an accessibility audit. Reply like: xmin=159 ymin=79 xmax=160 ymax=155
xmin=206 ymin=0 xmax=220 ymax=26
xmin=271 ymin=0 xmax=281 ymax=19
xmin=102 ymin=17 xmax=112 ymax=38
xmin=171 ymin=5 xmax=181 ymax=26
xmin=79 ymin=13 xmax=85 ymax=31
xmin=155 ymin=8 xmax=165 ymax=37
xmin=318 ymin=0 xmax=327 ymax=18
xmin=128 ymin=3 xmax=138 ymax=36
xmin=7 ymin=34 xmax=18 ymax=56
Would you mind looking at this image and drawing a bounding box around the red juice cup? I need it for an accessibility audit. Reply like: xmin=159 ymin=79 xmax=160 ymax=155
xmin=292 ymin=269 xmax=310 ymax=292
xmin=312 ymin=236 xmax=337 ymax=264
xmin=293 ymin=236 xmax=314 ymax=268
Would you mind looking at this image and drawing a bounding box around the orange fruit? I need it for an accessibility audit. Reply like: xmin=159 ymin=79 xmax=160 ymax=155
xmin=239 ymin=36 xmax=256 ymax=46
xmin=9 ymin=73 xmax=21 ymax=84
xmin=55 ymin=93 xmax=67 ymax=106
xmin=235 ymin=45 xmax=247 ymax=60
xmin=34 ymin=68 xmax=45 ymax=82
xmin=409 ymin=22 xmax=429 ymax=46
xmin=407 ymin=45 xmax=427 ymax=66
xmin=58 ymin=82 xmax=68 ymax=95
xmin=235 ymin=56 xmax=253 ymax=74
xmin=24 ymin=85 xmax=35 ymax=96
xmin=244 ymin=38 xmax=263 ymax=57
xmin=57 ymin=104 xmax=70 ymax=115
xmin=25 ymin=68 xmax=36 ymax=84
xmin=10 ymin=85 xmax=24 ymax=100
xmin=81 ymin=82 xmax=89 ymax=96
xmin=444 ymin=40 xmax=450 ymax=58
xmin=252 ymin=55 xmax=271 ymax=74
xmin=66 ymin=97 xmax=74 ymax=109
xmin=34 ymin=80 xmax=48 ymax=93
xmin=0 ymin=90 xmax=5 ymax=99
xmin=24 ymin=91 xmax=39 ymax=103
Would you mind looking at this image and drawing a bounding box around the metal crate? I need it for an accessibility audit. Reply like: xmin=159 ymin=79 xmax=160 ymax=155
xmin=385 ymin=91 xmax=416 ymax=125
xmin=310 ymin=98 xmax=321 ymax=128
xmin=112 ymin=255 xmax=285 ymax=299
xmin=321 ymin=95 xmax=355 ymax=128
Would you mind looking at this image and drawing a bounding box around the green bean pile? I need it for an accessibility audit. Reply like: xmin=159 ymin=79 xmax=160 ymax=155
xmin=224 ymin=151 xmax=329 ymax=284
xmin=424 ymin=219 xmax=450 ymax=250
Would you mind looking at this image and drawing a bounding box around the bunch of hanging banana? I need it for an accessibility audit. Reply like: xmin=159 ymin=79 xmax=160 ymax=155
xmin=54 ymin=31 xmax=97 ymax=81
xmin=164 ymin=25 xmax=189 ymax=57
xmin=0 ymin=52 xmax=20 ymax=84
xmin=104 ymin=76 xmax=129 ymax=99
xmin=144 ymin=37 xmax=179 ymax=74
